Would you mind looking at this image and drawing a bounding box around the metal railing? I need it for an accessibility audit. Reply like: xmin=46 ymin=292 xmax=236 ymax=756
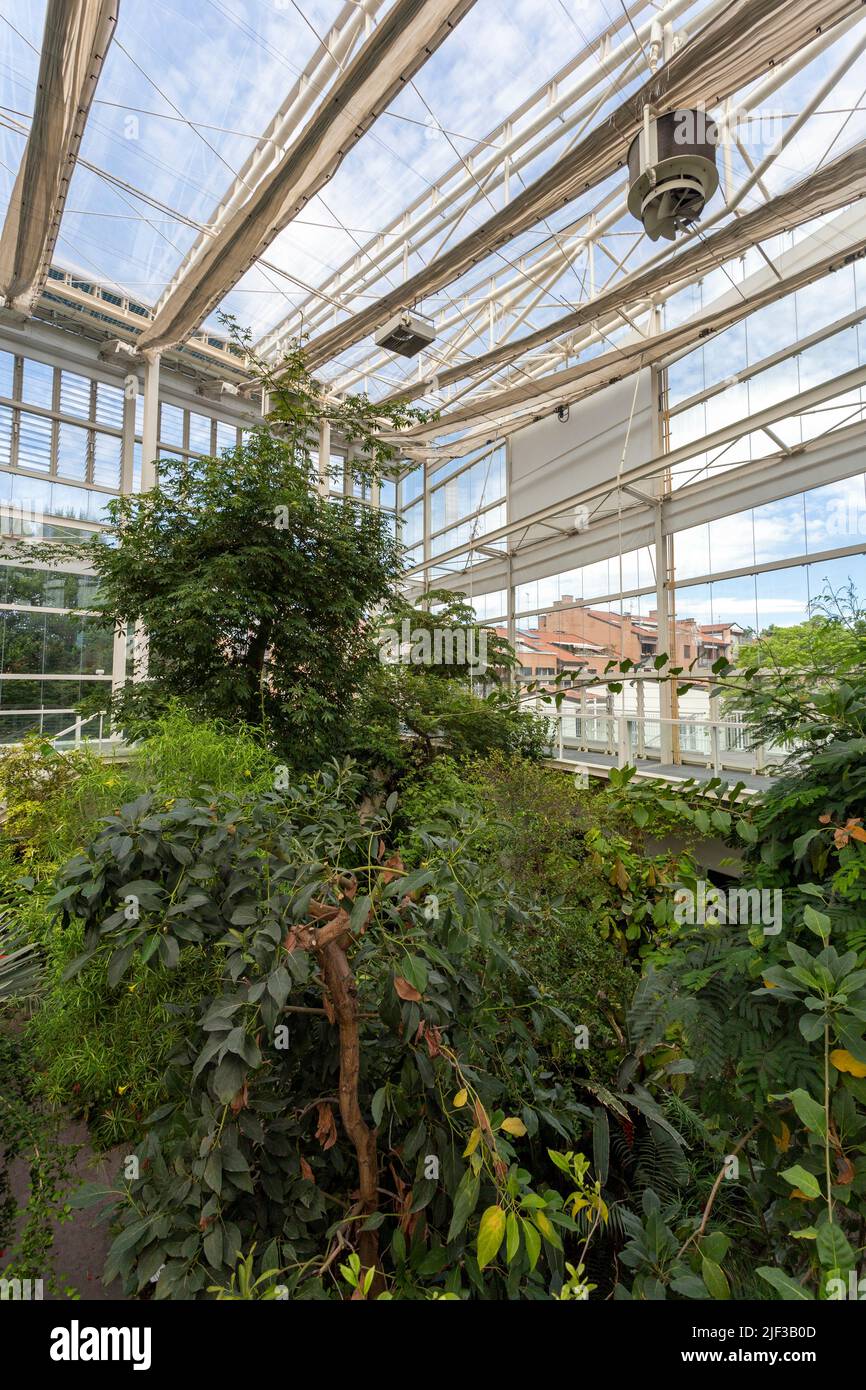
xmin=0 ymin=708 xmax=124 ymax=754
xmin=535 ymin=697 xmax=780 ymax=779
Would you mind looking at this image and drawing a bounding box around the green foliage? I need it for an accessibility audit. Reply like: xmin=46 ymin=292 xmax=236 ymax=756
xmin=347 ymin=666 xmax=549 ymax=779
xmin=0 ymin=712 xmax=278 ymax=1148
xmin=72 ymin=430 xmax=402 ymax=762
xmin=628 ymin=864 xmax=866 ymax=1298
xmin=397 ymin=753 xmax=639 ymax=1066
xmin=58 ymin=761 xmax=597 ymax=1299
xmin=0 ymin=737 xmax=95 ymax=849
xmin=133 ymin=705 xmax=276 ymax=799
xmin=0 ymin=1032 xmax=78 ymax=1294
xmin=0 ymin=913 xmax=42 ymax=1003
xmin=739 ymin=582 xmax=866 ymax=675
xmin=377 ymin=588 xmax=515 ymax=682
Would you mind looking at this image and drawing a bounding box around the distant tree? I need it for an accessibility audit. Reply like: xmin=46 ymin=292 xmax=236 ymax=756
xmin=739 ymin=583 xmax=865 ymax=673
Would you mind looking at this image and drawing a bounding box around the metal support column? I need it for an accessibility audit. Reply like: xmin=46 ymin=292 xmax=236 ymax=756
xmin=112 ymin=370 xmax=138 ymax=695
xmin=317 ymin=417 xmax=331 ymax=496
xmin=140 ymin=351 xmax=160 ymax=491
xmin=651 ymin=359 xmax=675 ymax=765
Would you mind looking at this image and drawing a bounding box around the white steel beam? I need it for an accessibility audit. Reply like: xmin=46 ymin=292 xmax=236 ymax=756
xmin=404 ymin=366 xmax=866 ymax=580
xmin=0 ymin=0 xmax=118 ymax=315
xmin=399 ymin=214 xmax=866 ymax=446
xmin=257 ymin=0 xmax=716 ymax=360
xmin=135 ymin=0 xmax=479 ymax=355
xmin=386 ymin=135 xmax=866 ymax=402
xmin=145 ymin=0 xmax=382 ymax=332
xmin=413 ymin=414 xmax=866 ymax=603
xmin=299 ymin=0 xmax=862 ymax=373
xmin=323 ymin=2 xmax=866 ymax=402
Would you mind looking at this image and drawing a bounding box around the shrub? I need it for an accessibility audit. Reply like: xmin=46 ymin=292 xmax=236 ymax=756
xmin=1 ymin=712 xmax=277 ymax=1148
xmin=347 ymin=666 xmax=550 ymax=782
xmin=58 ymin=761 xmax=604 ymax=1299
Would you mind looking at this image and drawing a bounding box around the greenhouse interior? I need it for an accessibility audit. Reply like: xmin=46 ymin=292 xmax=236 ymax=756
xmin=1 ymin=0 xmax=866 ymax=1338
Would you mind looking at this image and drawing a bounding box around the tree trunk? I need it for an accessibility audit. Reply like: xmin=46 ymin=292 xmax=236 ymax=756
xmin=245 ymin=617 xmax=272 ymax=717
xmin=319 ymin=937 xmax=381 ymax=1285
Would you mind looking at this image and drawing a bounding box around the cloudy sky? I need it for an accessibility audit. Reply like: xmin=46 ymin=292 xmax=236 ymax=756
xmin=1 ymin=0 xmax=864 ymax=359
xmin=1 ymin=0 xmax=864 ymax=629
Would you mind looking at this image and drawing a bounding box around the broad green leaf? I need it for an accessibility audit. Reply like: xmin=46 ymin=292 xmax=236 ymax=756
xmin=756 ymin=1267 xmax=814 ymax=1301
xmin=701 ymin=1256 xmax=730 ymax=1300
xmin=780 ymin=1165 xmax=821 ymax=1200
xmin=803 ymin=904 xmax=831 ymax=939
xmin=816 ymin=1222 xmax=855 ymax=1274
xmin=476 ymin=1205 xmax=506 ymax=1270
xmin=521 ymin=1217 xmax=541 ymax=1271
xmin=446 ymin=1168 xmax=480 ymax=1244
xmin=786 ymin=1088 xmax=827 ymax=1138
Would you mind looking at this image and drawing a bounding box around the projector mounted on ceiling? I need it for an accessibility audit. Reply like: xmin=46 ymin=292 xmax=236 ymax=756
xmin=374 ymin=309 xmax=436 ymax=358
xmin=627 ymin=107 xmax=719 ymax=242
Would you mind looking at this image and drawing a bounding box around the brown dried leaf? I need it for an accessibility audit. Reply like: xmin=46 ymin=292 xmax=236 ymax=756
xmin=474 ymin=1097 xmax=492 ymax=1135
xmin=381 ymin=853 xmax=404 ymax=885
xmin=299 ymin=1156 xmax=316 ymax=1184
xmin=315 ymin=1101 xmax=338 ymax=1151
xmin=423 ymin=1023 xmax=443 ymax=1058
xmin=835 ymin=1153 xmax=856 ymax=1186
xmin=229 ymin=1080 xmax=249 ymax=1115
xmin=394 ymin=975 xmax=421 ymax=1002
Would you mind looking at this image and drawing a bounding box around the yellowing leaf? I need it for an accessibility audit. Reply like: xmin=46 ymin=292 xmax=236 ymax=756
xmin=830 ymin=1048 xmax=866 ymax=1078
xmin=500 ymin=1117 xmax=527 ymax=1137
xmin=452 ymin=1088 xmax=468 ymax=1108
xmin=463 ymin=1127 xmax=481 ymax=1157
xmin=773 ymin=1121 xmax=791 ymax=1153
xmin=762 ymin=978 xmax=777 ymax=990
xmin=790 ymin=1189 xmax=815 ymax=1200
xmin=476 ymin=1205 xmax=506 ymax=1270
xmin=530 ymin=1206 xmax=558 ymax=1251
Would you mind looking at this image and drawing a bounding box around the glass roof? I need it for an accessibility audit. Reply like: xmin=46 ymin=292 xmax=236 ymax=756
xmin=1 ymin=0 xmax=864 ymax=405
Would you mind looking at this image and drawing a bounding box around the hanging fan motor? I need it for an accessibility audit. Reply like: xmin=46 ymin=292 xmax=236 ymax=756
xmin=627 ymin=108 xmax=719 ymax=242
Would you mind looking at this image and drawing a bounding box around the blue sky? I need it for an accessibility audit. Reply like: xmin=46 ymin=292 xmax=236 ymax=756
xmin=1 ymin=0 xmax=865 ymax=632
xmin=1 ymin=0 xmax=862 ymax=357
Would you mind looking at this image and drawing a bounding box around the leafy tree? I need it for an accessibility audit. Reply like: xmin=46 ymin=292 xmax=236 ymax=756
xmin=58 ymin=762 xmax=602 ymax=1299
xmin=736 ymin=582 xmax=865 ymax=679
xmin=347 ymin=664 xmax=549 ymax=779
xmin=4 ymin=326 xmax=429 ymax=763
xmin=377 ymin=588 xmax=515 ymax=682
xmin=82 ymin=428 xmax=403 ymax=761
xmin=740 ymin=615 xmax=863 ymax=673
